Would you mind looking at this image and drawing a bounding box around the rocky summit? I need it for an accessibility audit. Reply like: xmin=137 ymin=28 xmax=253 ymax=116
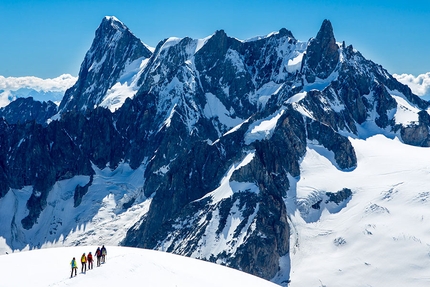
xmin=0 ymin=17 xmax=429 ymax=282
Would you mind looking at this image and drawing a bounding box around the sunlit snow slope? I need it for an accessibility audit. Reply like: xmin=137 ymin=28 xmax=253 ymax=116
xmin=0 ymin=164 xmax=150 ymax=251
xmin=0 ymin=246 xmax=279 ymax=287
xmin=279 ymin=135 xmax=430 ymax=286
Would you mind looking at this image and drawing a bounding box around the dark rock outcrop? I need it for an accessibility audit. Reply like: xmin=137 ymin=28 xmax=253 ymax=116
xmin=306 ymin=119 xmax=357 ymax=170
xmin=326 ymin=188 xmax=352 ymax=205
xmin=397 ymin=100 xmax=430 ymax=147
xmin=0 ymin=97 xmax=57 ymax=125
xmin=74 ymin=175 xmax=94 ymax=207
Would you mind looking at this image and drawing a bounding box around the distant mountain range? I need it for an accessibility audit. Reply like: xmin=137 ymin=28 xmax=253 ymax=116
xmin=1 ymin=16 xmax=430 ymax=286
xmin=0 ymin=74 xmax=76 ymax=107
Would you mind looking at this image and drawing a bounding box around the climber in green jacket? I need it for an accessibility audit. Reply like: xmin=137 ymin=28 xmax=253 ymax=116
xmin=70 ymin=257 xmax=78 ymax=277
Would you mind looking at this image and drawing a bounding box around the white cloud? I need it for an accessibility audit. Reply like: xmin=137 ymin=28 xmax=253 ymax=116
xmin=0 ymin=74 xmax=77 ymax=108
xmin=393 ymin=72 xmax=430 ymax=100
xmin=0 ymin=74 xmax=77 ymax=92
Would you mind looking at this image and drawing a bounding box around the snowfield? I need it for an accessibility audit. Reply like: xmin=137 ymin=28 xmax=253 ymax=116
xmin=281 ymin=135 xmax=430 ymax=287
xmin=0 ymin=246 xmax=279 ymax=287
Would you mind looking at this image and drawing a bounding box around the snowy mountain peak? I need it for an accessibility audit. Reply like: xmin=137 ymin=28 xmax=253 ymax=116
xmin=59 ymin=16 xmax=152 ymax=113
xmin=103 ymin=15 xmax=122 ymax=24
xmin=100 ymin=15 xmax=130 ymax=37
xmin=96 ymin=15 xmax=130 ymax=42
xmin=244 ymin=28 xmax=295 ymax=44
xmin=278 ymin=27 xmax=294 ymax=38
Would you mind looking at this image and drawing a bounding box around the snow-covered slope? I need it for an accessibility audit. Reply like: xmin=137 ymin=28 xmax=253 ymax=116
xmin=0 ymin=74 xmax=76 ymax=107
xmin=277 ymin=134 xmax=430 ymax=286
xmin=0 ymin=163 xmax=149 ymax=250
xmin=0 ymin=246 xmax=279 ymax=287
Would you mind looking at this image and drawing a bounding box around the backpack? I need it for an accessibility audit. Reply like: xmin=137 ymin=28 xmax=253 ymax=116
xmin=88 ymin=253 xmax=93 ymax=261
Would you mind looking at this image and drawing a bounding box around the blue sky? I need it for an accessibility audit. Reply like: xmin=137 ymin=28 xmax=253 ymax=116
xmin=1 ymin=0 xmax=429 ymax=78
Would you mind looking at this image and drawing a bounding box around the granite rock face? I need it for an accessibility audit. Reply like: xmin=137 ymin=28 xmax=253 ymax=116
xmin=302 ymin=19 xmax=339 ymax=83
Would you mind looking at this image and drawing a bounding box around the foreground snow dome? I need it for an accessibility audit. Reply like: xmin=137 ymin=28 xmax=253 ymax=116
xmin=0 ymin=246 xmax=279 ymax=287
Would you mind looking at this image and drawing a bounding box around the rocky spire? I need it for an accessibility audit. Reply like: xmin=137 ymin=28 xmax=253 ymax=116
xmin=302 ymin=19 xmax=339 ymax=83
